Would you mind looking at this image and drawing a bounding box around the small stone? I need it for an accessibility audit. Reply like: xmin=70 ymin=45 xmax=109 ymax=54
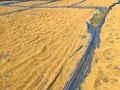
xmin=103 ymin=76 xmax=109 ymax=83
xmin=4 ymin=74 xmax=10 ymax=78
xmin=80 ymin=35 xmax=87 ymax=39
xmin=95 ymin=58 xmax=99 ymax=63
xmin=110 ymin=41 xmax=114 ymax=44
xmin=0 ymin=54 xmax=9 ymax=61
xmin=113 ymin=66 xmax=120 ymax=70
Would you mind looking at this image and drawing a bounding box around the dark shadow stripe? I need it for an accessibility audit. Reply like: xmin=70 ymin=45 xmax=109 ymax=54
xmin=0 ymin=5 xmax=103 ymax=16
xmin=0 ymin=1 xmax=20 ymax=6
xmin=69 ymin=45 xmax=83 ymax=58
xmin=46 ymin=68 xmax=63 ymax=90
xmin=69 ymin=0 xmax=87 ymax=7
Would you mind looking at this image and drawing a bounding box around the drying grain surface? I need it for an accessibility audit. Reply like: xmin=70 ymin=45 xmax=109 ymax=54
xmin=77 ymin=0 xmax=117 ymax=7
xmin=12 ymin=1 xmax=48 ymax=6
xmin=43 ymin=0 xmax=83 ymax=6
xmin=0 ymin=0 xmax=120 ymax=90
xmin=0 ymin=6 xmax=25 ymax=14
xmin=0 ymin=6 xmax=97 ymax=90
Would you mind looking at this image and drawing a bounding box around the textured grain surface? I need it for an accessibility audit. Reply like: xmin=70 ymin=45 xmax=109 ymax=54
xmin=0 ymin=0 xmax=119 ymax=90
xmin=0 ymin=6 xmax=97 ymax=90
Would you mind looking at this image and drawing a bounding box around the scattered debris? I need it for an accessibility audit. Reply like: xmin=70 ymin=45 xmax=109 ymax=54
xmin=0 ymin=54 xmax=9 ymax=61
xmin=80 ymin=35 xmax=87 ymax=39
xmin=95 ymin=58 xmax=99 ymax=63
xmin=103 ymin=76 xmax=109 ymax=83
xmin=113 ymin=66 xmax=120 ymax=70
